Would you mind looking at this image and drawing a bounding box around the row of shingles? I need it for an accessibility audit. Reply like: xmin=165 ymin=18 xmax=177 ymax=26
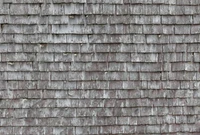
xmin=0 ymin=97 xmax=199 ymax=109
xmin=5 ymin=3 xmax=200 ymax=16
xmin=2 ymin=127 xmax=200 ymax=135
xmin=1 ymin=4 xmax=200 ymax=22
xmin=1 ymin=1 xmax=200 ymax=17
xmin=0 ymin=120 xmax=198 ymax=134
xmin=0 ymin=34 xmax=200 ymax=45
xmin=1 ymin=15 xmax=199 ymax=25
xmin=0 ymin=117 xmax=197 ymax=133
xmin=1 ymin=24 xmax=200 ymax=35
xmin=1 ymin=43 xmax=200 ymax=53
xmin=2 ymin=0 xmax=200 ymax=5
xmin=2 ymin=68 xmax=199 ymax=81
xmin=1 ymin=43 xmax=200 ymax=55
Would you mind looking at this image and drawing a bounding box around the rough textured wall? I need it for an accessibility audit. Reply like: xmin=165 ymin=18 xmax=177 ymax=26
xmin=0 ymin=0 xmax=200 ymax=134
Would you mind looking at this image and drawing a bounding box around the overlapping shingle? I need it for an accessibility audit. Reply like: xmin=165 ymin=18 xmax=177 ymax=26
xmin=0 ymin=0 xmax=200 ymax=134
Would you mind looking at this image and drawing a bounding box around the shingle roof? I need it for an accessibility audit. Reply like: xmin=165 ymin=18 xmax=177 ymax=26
xmin=0 ymin=0 xmax=200 ymax=134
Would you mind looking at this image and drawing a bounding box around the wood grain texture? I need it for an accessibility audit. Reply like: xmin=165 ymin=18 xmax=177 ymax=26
xmin=0 ymin=0 xmax=200 ymax=134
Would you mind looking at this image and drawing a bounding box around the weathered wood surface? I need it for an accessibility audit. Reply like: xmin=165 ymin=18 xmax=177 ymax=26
xmin=0 ymin=0 xmax=200 ymax=134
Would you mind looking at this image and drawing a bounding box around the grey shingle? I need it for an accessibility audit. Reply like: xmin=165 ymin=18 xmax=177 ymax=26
xmin=10 ymin=4 xmax=28 ymax=15
xmin=175 ymin=16 xmax=193 ymax=24
xmin=176 ymin=0 xmax=191 ymax=5
xmin=162 ymin=16 xmax=176 ymax=24
xmin=191 ymin=25 xmax=200 ymax=34
xmin=0 ymin=4 xmax=9 ymax=15
xmin=175 ymin=25 xmax=191 ymax=34
xmin=0 ymin=0 xmax=200 ymax=134
xmin=134 ymin=15 xmax=161 ymax=24
xmin=194 ymin=15 xmax=200 ymax=24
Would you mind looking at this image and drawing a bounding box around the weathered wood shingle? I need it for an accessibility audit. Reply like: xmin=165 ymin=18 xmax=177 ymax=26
xmin=0 ymin=0 xmax=200 ymax=134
